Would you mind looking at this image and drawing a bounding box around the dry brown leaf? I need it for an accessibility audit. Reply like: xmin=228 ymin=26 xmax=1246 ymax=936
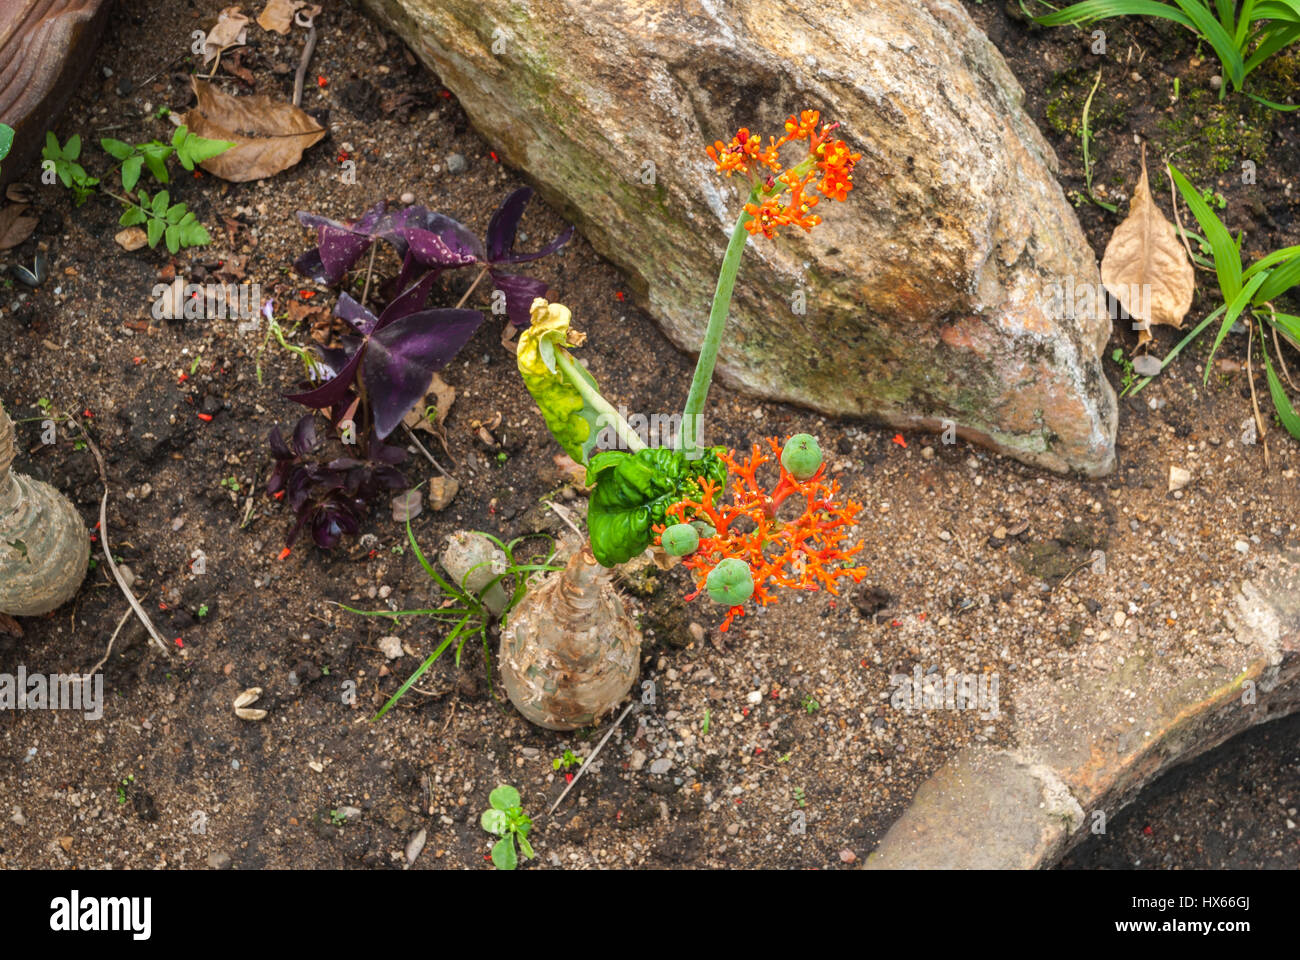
xmin=402 ymin=373 xmax=456 ymax=435
xmin=257 ymin=0 xmax=302 ymax=33
xmin=0 ymin=204 xmax=37 ymax=250
xmin=1100 ymin=145 xmax=1195 ymax=348
xmin=183 ymin=78 xmax=325 ymax=182
xmin=204 ymin=6 xmax=249 ymax=66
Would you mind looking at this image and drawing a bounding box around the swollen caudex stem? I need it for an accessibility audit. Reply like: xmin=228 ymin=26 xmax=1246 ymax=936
xmin=499 ymin=544 xmax=640 ymax=731
xmin=0 ymin=401 xmax=90 ymax=616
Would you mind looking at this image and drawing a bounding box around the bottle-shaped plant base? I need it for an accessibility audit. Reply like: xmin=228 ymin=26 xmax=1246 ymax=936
xmin=0 ymin=401 xmax=89 ymax=616
xmin=499 ymin=546 xmax=640 ymax=730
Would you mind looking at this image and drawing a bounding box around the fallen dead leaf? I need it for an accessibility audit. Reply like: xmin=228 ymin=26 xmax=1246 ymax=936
xmin=0 ymin=204 xmax=38 ymax=250
xmin=183 ymin=78 xmax=325 ymax=182
xmin=257 ymin=0 xmax=303 ymax=33
xmin=552 ymin=453 xmax=587 ymax=486
xmin=1100 ymin=145 xmax=1195 ymax=348
xmin=115 ymin=226 xmax=148 ymax=251
xmin=203 ymin=6 xmax=249 ymax=66
xmin=402 ymin=372 xmax=456 ymax=435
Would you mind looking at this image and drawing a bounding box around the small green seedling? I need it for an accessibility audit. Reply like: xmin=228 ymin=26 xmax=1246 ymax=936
xmin=552 ymin=749 xmax=583 ymax=772
xmin=801 ymin=694 xmax=820 ymax=714
xmin=480 ymin=785 xmax=534 ymax=870
xmin=1111 ymin=348 xmax=1135 ymax=394
xmin=220 ymin=476 xmax=240 ymax=492
xmin=793 ymin=786 xmax=806 ymax=808
xmin=196 ymin=604 xmax=209 ymax=618
xmin=328 ymin=809 xmax=348 ymax=827
xmin=116 ymin=774 xmax=135 ymax=804
xmin=702 ymin=708 xmax=711 ymax=735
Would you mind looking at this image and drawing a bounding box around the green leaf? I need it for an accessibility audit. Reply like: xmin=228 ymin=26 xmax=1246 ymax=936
xmin=121 ymin=154 xmax=143 ymax=192
xmin=118 ymin=205 xmax=146 ymax=227
xmin=146 ymin=217 xmax=165 ymax=248
xmin=516 ymin=301 xmax=606 ymax=463
xmin=164 ymin=224 xmax=180 ymax=255
xmin=100 ymin=137 xmax=133 ymax=160
xmin=489 ymin=785 xmax=521 ymax=811
xmin=1170 ymin=165 xmax=1242 ymax=300
xmin=181 ymin=221 xmax=212 ymax=248
xmin=176 ymin=127 xmax=235 ymax=168
xmin=165 ymin=203 xmax=186 ymax=224
xmin=1203 ymin=270 xmax=1268 ymax=379
xmin=64 ymin=134 xmax=81 ymax=161
xmin=152 ymin=190 xmax=169 ymax=217
xmin=587 ymin=447 xmax=727 ymax=567
xmin=1260 ymin=324 xmax=1300 ymax=441
xmin=43 ymin=131 xmax=60 ymax=159
xmin=0 ymin=124 xmax=14 ymax=163
xmin=480 ymin=809 xmax=509 ymax=836
xmin=141 ymin=144 xmax=170 ymax=184
xmin=491 ymin=836 xmax=517 ymax=870
xmin=517 ymin=835 xmax=535 ymax=860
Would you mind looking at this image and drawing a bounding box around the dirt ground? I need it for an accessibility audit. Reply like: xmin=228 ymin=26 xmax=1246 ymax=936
xmin=0 ymin=0 xmax=1296 ymax=869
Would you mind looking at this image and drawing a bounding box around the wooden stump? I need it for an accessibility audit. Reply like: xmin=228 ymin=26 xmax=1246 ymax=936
xmin=0 ymin=0 xmax=111 ymax=187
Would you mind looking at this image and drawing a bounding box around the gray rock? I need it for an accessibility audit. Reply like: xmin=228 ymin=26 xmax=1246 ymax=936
xmin=362 ymin=0 xmax=1117 ymax=475
xmin=445 ymin=153 xmax=468 ymax=175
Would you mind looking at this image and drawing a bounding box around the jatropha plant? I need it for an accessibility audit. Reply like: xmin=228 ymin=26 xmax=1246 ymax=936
xmin=518 ymin=110 xmax=869 ymax=631
xmin=267 ymin=189 xmax=573 ymax=550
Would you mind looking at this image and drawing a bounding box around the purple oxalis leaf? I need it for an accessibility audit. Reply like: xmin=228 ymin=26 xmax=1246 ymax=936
xmin=490 ymin=271 xmax=550 ymax=327
xmin=486 ymin=187 xmax=576 ymax=264
xmin=365 ymin=307 xmax=485 ymax=439
xmin=294 ymin=201 xmax=388 ymax=285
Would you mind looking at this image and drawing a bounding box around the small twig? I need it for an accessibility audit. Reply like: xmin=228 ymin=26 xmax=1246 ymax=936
xmin=72 ymin=417 xmax=172 ymax=657
xmin=547 ymin=701 xmax=637 ymax=818
xmin=403 ymin=424 xmax=451 ymax=478
xmin=455 ymin=267 xmax=489 ymax=310
xmin=1245 ymin=320 xmax=1271 ymax=470
xmin=359 ymin=244 xmax=379 ymax=310
xmin=82 ymin=607 xmax=133 ymax=678
xmin=1051 ymin=557 xmax=1095 ymax=595
xmin=292 ymin=22 xmax=319 ymax=108
xmin=1267 ymin=306 xmax=1297 ymax=389
xmin=541 ymin=498 xmax=585 ymax=537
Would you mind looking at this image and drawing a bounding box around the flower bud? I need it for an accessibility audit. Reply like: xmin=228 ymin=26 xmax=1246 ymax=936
xmin=706 ymin=558 xmax=754 ymax=605
xmin=780 ymin=433 xmax=822 ymax=480
xmin=660 ymin=523 xmax=700 ymax=557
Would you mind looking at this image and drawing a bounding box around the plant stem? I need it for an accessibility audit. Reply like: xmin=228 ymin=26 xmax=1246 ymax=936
xmin=680 ymin=188 xmax=758 ymax=456
xmin=455 ymin=266 xmax=489 ymax=309
xmin=554 ymin=352 xmax=645 ymax=453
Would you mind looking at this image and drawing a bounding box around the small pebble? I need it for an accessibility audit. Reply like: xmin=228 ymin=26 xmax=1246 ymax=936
xmin=446 ymin=153 xmax=468 ymax=174
xmin=400 ymin=191 xmax=416 ymax=205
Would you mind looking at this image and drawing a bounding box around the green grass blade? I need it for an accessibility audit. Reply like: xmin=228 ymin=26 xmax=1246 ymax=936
xmin=1254 ymin=253 xmax=1300 ymax=303
xmin=371 ymin=623 xmax=465 ymax=721
xmin=1170 ymin=165 xmax=1242 ymax=299
xmin=1204 ymin=271 xmax=1270 ymax=380
xmin=1172 ymin=0 xmax=1246 ymax=87
xmin=1129 ymin=304 xmax=1226 ymax=396
xmin=1033 ymin=0 xmax=1197 ymax=29
xmin=1259 ymin=322 xmax=1300 ymax=440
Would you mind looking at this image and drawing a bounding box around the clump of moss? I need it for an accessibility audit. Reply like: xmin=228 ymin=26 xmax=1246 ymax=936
xmin=1157 ymin=85 xmax=1273 ymax=178
xmin=1044 ymin=67 xmax=1127 ymax=138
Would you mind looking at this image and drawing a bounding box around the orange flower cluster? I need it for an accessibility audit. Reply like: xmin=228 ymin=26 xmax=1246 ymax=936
xmin=656 ymin=438 xmax=868 ymax=631
xmin=705 ymin=110 xmax=862 ymax=238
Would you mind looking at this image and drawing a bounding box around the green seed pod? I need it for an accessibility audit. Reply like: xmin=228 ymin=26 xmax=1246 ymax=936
xmin=706 ymin=558 xmax=754 ymax=605
xmin=691 ymin=520 xmax=716 ymax=539
xmin=660 ymin=523 xmax=699 ymax=556
xmin=781 ymin=434 xmax=822 ymax=480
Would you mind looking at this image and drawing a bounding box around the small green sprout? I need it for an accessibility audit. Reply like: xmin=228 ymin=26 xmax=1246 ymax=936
xmin=116 ymin=774 xmax=135 ymax=804
xmin=552 ymin=749 xmax=583 ymax=772
xmin=480 ymin=785 xmax=534 ymax=870
xmin=793 ymin=786 xmax=806 ymax=808
xmin=196 ymin=604 xmax=209 ymax=618
xmin=702 ymin=708 xmax=711 ymax=735
xmin=801 ymin=694 xmax=820 ymax=714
